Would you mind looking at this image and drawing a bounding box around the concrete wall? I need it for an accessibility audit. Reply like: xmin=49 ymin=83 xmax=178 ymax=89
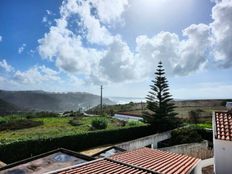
xmin=159 ymin=140 xmax=208 ymax=156
xmin=214 ymin=139 xmax=232 ymax=174
xmin=200 ymin=158 xmax=214 ymax=168
xmin=116 ymin=131 xmax=171 ymax=151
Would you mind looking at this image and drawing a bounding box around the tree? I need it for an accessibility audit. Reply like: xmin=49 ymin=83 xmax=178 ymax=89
xmin=144 ymin=61 xmax=179 ymax=131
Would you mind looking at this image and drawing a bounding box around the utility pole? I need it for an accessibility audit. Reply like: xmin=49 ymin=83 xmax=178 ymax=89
xmin=100 ymin=85 xmax=103 ymax=114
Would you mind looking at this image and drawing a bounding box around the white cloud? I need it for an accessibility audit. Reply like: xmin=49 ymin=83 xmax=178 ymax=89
xmin=59 ymin=0 xmax=113 ymax=45
xmin=91 ymin=0 xmax=128 ymax=25
xmin=38 ymin=0 xmax=131 ymax=84
xmin=0 ymin=36 xmax=2 ymax=42
xmin=14 ymin=65 xmax=60 ymax=84
xmin=135 ymin=32 xmax=181 ymax=76
xmin=100 ymin=37 xmax=137 ymax=82
xmin=134 ymin=24 xmax=210 ymax=76
xmin=210 ymin=0 xmax=232 ymax=67
xmin=0 ymin=60 xmax=86 ymax=92
xmin=38 ymin=0 xmax=232 ymax=86
xmin=46 ymin=10 xmax=52 ymax=15
xmin=174 ymin=24 xmax=210 ymax=75
xmin=18 ymin=44 xmax=26 ymax=54
xmin=0 ymin=59 xmax=14 ymax=72
xmin=38 ymin=18 xmax=102 ymax=76
xmin=42 ymin=16 xmax=48 ymax=23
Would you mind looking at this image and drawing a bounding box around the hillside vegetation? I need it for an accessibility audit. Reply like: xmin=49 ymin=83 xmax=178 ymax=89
xmin=0 ymin=114 xmax=145 ymax=144
xmin=0 ymin=99 xmax=20 ymax=115
xmin=0 ymin=90 xmax=114 ymax=113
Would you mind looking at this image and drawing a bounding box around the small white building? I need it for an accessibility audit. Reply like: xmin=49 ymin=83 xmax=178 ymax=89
xmin=226 ymin=102 xmax=232 ymax=111
xmin=113 ymin=113 xmax=143 ymax=121
xmin=213 ymin=111 xmax=232 ymax=174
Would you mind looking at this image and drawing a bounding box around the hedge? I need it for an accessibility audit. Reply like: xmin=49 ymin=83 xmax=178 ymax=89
xmin=158 ymin=126 xmax=213 ymax=148
xmin=0 ymin=125 xmax=154 ymax=163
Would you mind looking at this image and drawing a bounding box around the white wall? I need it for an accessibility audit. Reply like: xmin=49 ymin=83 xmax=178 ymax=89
xmin=214 ymin=139 xmax=232 ymax=174
xmin=116 ymin=131 xmax=171 ymax=150
xmin=213 ymin=111 xmax=232 ymax=174
xmin=113 ymin=114 xmax=143 ymax=121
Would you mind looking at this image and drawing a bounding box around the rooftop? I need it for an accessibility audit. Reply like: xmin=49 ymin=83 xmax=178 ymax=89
xmin=52 ymin=147 xmax=200 ymax=174
xmin=53 ymin=158 xmax=154 ymax=174
xmin=0 ymin=148 xmax=94 ymax=174
xmin=215 ymin=111 xmax=232 ymax=141
xmin=110 ymin=147 xmax=200 ymax=174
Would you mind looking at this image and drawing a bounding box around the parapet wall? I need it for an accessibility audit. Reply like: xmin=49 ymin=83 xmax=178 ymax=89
xmin=159 ymin=140 xmax=209 ymax=157
xmin=116 ymin=131 xmax=171 ymax=150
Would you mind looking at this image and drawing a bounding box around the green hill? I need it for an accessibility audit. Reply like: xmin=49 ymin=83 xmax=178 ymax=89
xmin=0 ymin=98 xmax=20 ymax=115
xmin=0 ymin=90 xmax=114 ymax=113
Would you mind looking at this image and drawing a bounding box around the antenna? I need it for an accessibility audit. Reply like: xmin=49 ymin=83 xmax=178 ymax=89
xmin=100 ymin=85 xmax=103 ymax=114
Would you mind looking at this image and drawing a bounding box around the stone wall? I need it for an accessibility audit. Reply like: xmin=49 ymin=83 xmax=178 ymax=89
xmin=159 ymin=140 xmax=209 ymax=157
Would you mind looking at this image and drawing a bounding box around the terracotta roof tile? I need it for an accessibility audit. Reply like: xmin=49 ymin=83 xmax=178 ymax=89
xmin=110 ymin=148 xmax=200 ymax=174
xmin=53 ymin=148 xmax=200 ymax=174
xmin=53 ymin=159 xmax=153 ymax=174
xmin=215 ymin=112 xmax=232 ymax=141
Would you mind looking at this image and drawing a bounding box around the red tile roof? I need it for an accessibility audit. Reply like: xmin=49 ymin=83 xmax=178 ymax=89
xmin=52 ymin=148 xmax=200 ymax=174
xmin=110 ymin=148 xmax=200 ymax=174
xmin=215 ymin=112 xmax=232 ymax=141
xmin=54 ymin=158 xmax=154 ymax=174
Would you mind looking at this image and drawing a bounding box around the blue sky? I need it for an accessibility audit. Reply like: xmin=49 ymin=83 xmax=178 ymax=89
xmin=0 ymin=0 xmax=232 ymax=99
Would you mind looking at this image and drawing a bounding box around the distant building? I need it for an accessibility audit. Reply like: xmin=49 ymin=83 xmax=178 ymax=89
xmin=226 ymin=102 xmax=232 ymax=111
xmin=113 ymin=113 xmax=143 ymax=121
xmin=213 ymin=111 xmax=232 ymax=174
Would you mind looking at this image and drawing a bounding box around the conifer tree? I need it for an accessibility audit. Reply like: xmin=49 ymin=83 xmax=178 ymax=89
xmin=144 ymin=61 xmax=178 ymax=131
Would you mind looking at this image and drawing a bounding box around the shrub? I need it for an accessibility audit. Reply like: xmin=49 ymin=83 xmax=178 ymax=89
xmin=171 ymin=126 xmax=203 ymax=145
xmin=91 ymin=118 xmax=108 ymax=130
xmin=101 ymin=113 xmax=109 ymax=117
xmin=126 ymin=120 xmax=142 ymax=126
xmin=112 ymin=119 xmax=126 ymax=127
xmin=0 ymin=117 xmax=7 ymax=124
xmin=69 ymin=118 xmax=82 ymax=126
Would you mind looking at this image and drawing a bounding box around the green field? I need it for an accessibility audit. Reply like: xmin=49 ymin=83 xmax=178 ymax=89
xmin=195 ymin=123 xmax=212 ymax=129
xmin=0 ymin=115 xmax=144 ymax=144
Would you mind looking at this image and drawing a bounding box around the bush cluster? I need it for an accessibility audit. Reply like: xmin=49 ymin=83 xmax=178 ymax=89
xmin=158 ymin=126 xmax=208 ymax=148
xmin=91 ymin=118 xmax=108 ymax=130
xmin=171 ymin=126 xmax=203 ymax=145
xmin=126 ymin=120 xmax=143 ymax=126
xmin=69 ymin=118 xmax=82 ymax=126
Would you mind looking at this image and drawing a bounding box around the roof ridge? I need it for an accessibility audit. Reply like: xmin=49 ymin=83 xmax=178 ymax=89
xmin=105 ymin=158 xmax=159 ymax=174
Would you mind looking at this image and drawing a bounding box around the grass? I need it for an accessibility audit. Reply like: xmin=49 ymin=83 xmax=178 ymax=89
xmin=0 ymin=115 xmax=145 ymax=144
xmin=196 ymin=123 xmax=212 ymax=129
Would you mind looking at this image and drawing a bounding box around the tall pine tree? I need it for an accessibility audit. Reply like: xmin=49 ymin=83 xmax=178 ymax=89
xmin=144 ymin=61 xmax=178 ymax=131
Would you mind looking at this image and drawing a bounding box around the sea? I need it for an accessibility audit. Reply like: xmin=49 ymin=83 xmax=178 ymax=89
xmin=108 ymin=97 xmax=146 ymax=104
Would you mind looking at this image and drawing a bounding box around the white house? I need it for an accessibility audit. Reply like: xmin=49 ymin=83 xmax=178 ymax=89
xmin=213 ymin=111 xmax=232 ymax=174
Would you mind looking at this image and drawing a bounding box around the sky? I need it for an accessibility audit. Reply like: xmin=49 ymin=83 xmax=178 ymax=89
xmin=0 ymin=0 xmax=232 ymax=99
